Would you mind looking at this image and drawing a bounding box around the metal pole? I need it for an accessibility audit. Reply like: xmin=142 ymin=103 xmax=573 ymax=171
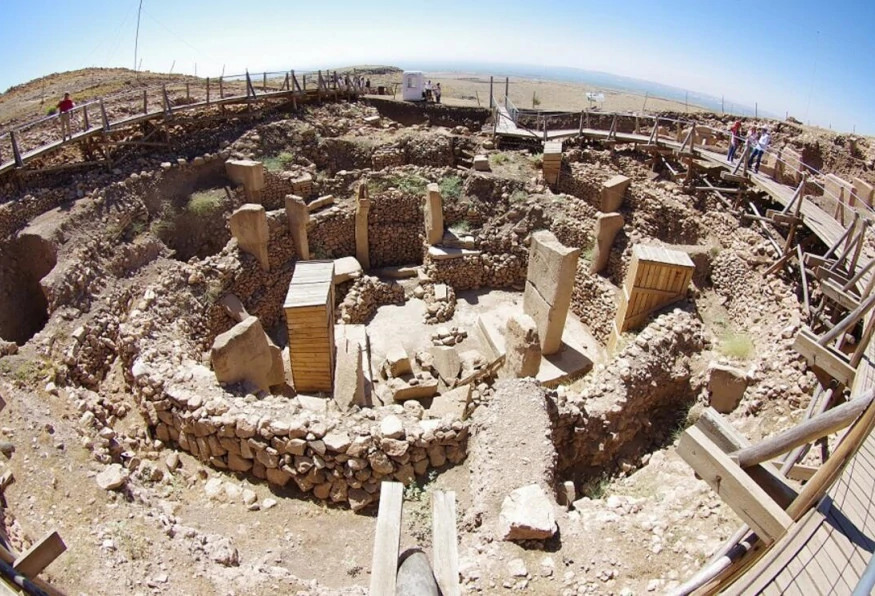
xmin=134 ymin=0 xmax=144 ymax=73
xmin=852 ymin=549 xmax=875 ymax=595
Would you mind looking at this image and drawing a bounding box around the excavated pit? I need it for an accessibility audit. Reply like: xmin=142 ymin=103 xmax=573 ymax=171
xmin=0 ymin=98 xmax=832 ymax=593
xmin=0 ymin=234 xmax=56 ymax=344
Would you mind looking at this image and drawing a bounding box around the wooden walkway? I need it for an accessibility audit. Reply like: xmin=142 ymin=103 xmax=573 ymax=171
xmin=0 ymin=69 xmax=363 ymax=176
xmin=495 ymin=105 xmax=858 ymax=253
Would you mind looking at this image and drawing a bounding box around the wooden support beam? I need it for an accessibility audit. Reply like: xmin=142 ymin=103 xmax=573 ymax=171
xmin=369 ymin=482 xmax=403 ymax=596
xmin=793 ymin=327 xmax=856 ymax=386
xmin=432 ymin=491 xmax=460 ymax=596
xmin=764 ymin=209 xmax=803 ymax=227
xmin=781 ymin=463 xmax=818 ymax=482
xmin=730 ymin=391 xmax=875 ymax=470
xmin=820 ymin=279 xmax=860 ymax=311
xmin=819 ymin=291 xmax=875 ymax=346
xmin=696 ymin=409 xmax=798 ymax=508
xmin=797 ymin=244 xmax=810 ymax=314
xmin=13 ymin=531 xmax=66 ymax=579
xmin=678 ymin=426 xmax=793 ymax=544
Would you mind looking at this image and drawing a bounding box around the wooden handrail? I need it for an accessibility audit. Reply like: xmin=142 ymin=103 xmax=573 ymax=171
xmin=729 ymin=390 xmax=875 ymax=469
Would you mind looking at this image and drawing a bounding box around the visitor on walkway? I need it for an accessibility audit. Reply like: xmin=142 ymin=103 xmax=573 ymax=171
xmin=727 ymin=120 xmax=742 ymax=162
xmin=365 ymin=78 xmax=370 ymax=92
xmin=57 ymin=93 xmax=75 ymax=141
xmin=425 ymin=80 xmax=433 ymax=102
xmin=748 ymin=127 xmax=771 ymax=173
xmin=434 ymin=83 xmax=442 ymax=104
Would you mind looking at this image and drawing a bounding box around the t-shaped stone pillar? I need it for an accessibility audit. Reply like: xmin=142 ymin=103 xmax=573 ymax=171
xmin=424 ymin=183 xmax=444 ymax=245
xmin=284 ymin=194 xmax=310 ymax=260
xmin=229 ymin=204 xmax=269 ymax=270
xmin=225 ymin=159 xmax=265 ymax=203
xmin=599 ymin=175 xmax=631 ymax=212
xmin=589 ymin=212 xmax=625 ymax=274
xmin=355 ymin=181 xmax=371 ymax=269
xmin=523 ymin=230 xmax=580 ymax=355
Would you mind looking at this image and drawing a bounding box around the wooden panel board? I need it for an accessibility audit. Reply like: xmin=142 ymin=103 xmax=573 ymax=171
xmin=369 ymin=482 xmax=403 ymax=596
xmin=677 ymin=427 xmax=792 ymax=543
xmin=432 ymin=491 xmax=460 ymax=596
xmin=793 ymin=328 xmax=856 ymax=386
xmin=13 ymin=531 xmax=65 ymax=578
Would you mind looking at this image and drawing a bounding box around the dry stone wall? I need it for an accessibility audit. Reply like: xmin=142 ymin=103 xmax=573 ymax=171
xmin=114 ymin=262 xmax=468 ymax=511
xmin=551 ymin=309 xmax=705 ymax=483
xmin=367 ymin=191 xmax=424 ymax=267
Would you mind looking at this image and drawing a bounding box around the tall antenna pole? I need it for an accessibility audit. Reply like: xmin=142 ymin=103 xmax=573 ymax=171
xmin=134 ymin=0 xmax=144 ymax=73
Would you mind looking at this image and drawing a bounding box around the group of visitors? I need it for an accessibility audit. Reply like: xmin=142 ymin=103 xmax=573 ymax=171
xmin=424 ymin=80 xmax=442 ymax=104
xmin=352 ymin=76 xmax=371 ymax=93
xmin=727 ymin=120 xmax=771 ymax=174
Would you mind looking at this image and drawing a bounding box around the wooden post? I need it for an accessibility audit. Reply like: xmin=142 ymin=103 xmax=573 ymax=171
xmin=82 ymin=105 xmax=90 ymax=131
xmin=219 ymin=76 xmax=224 ymax=99
xmin=302 ymin=73 xmax=307 ymax=91
xmin=186 ymin=82 xmax=190 ymax=100
xmin=504 ymin=77 xmax=509 ymax=108
xmin=246 ymin=71 xmax=256 ymax=98
xmin=206 ymin=77 xmax=211 ymax=104
xmin=142 ymin=89 xmax=147 ymax=114
xmin=99 ymin=99 xmax=109 ymax=131
xmin=489 ymin=75 xmax=493 ymax=108
xmin=10 ymin=130 xmax=23 ymax=167
xmin=263 ymin=71 xmax=267 ymax=92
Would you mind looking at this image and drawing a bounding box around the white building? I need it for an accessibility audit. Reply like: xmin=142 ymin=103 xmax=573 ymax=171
xmin=401 ymin=71 xmax=425 ymax=102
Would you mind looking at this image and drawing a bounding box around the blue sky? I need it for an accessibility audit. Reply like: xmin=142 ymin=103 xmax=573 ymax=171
xmin=1 ymin=0 xmax=872 ymax=133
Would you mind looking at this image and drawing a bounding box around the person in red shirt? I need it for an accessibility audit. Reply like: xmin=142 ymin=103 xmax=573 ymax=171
xmin=727 ymin=120 xmax=742 ymax=162
xmin=57 ymin=93 xmax=75 ymax=140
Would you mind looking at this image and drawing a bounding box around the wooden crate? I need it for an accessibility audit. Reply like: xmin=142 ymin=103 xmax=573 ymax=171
xmin=284 ymin=260 xmax=335 ymax=392
xmin=542 ymin=141 xmax=562 ymax=186
xmin=615 ymin=245 xmax=695 ymax=333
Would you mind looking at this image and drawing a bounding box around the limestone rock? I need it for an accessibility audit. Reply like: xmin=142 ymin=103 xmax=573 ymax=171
xmin=498 ymin=484 xmax=557 ymax=541
xmin=380 ymin=415 xmax=405 ymax=439
xmin=428 ymin=346 xmax=461 ymax=383
xmin=96 ymin=464 xmax=128 ymax=491
xmin=385 ymin=346 xmax=412 ymax=377
xmin=708 ymin=363 xmax=749 ymax=413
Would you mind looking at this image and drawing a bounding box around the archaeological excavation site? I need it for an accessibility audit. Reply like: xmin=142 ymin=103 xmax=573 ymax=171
xmin=0 ymin=71 xmax=873 ymax=595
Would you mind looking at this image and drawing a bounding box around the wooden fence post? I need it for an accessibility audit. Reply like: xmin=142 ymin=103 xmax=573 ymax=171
xmin=142 ymin=90 xmax=147 ymax=114
xmin=82 ymin=105 xmax=90 ymax=131
xmin=10 ymin=131 xmax=23 ymax=167
xmin=206 ymin=78 xmax=210 ymax=104
xmin=100 ymin=99 xmax=109 ymax=131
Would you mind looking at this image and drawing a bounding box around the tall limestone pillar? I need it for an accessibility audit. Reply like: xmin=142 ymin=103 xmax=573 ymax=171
xmin=424 ymin=183 xmax=444 ymax=245
xmin=589 ymin=212 xmax=624 ymax=274
xmin=284 ymin=194 xmax=310 ymax=260
xmin=355 ymin=181 xmax=371 ymax=269
xmin=523 ymin=230 xmax=580 ymax=355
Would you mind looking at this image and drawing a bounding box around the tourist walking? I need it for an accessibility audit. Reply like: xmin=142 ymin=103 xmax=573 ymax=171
xmin=727 ymin=120 xmax=742 ymax=162
xmin=434 ymin=83 xmax=442 ymax=104
xmin=748 ymin=127 xmax=771 ymax=173
xmin=57 ymin=93 xmax=75 ymax=141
